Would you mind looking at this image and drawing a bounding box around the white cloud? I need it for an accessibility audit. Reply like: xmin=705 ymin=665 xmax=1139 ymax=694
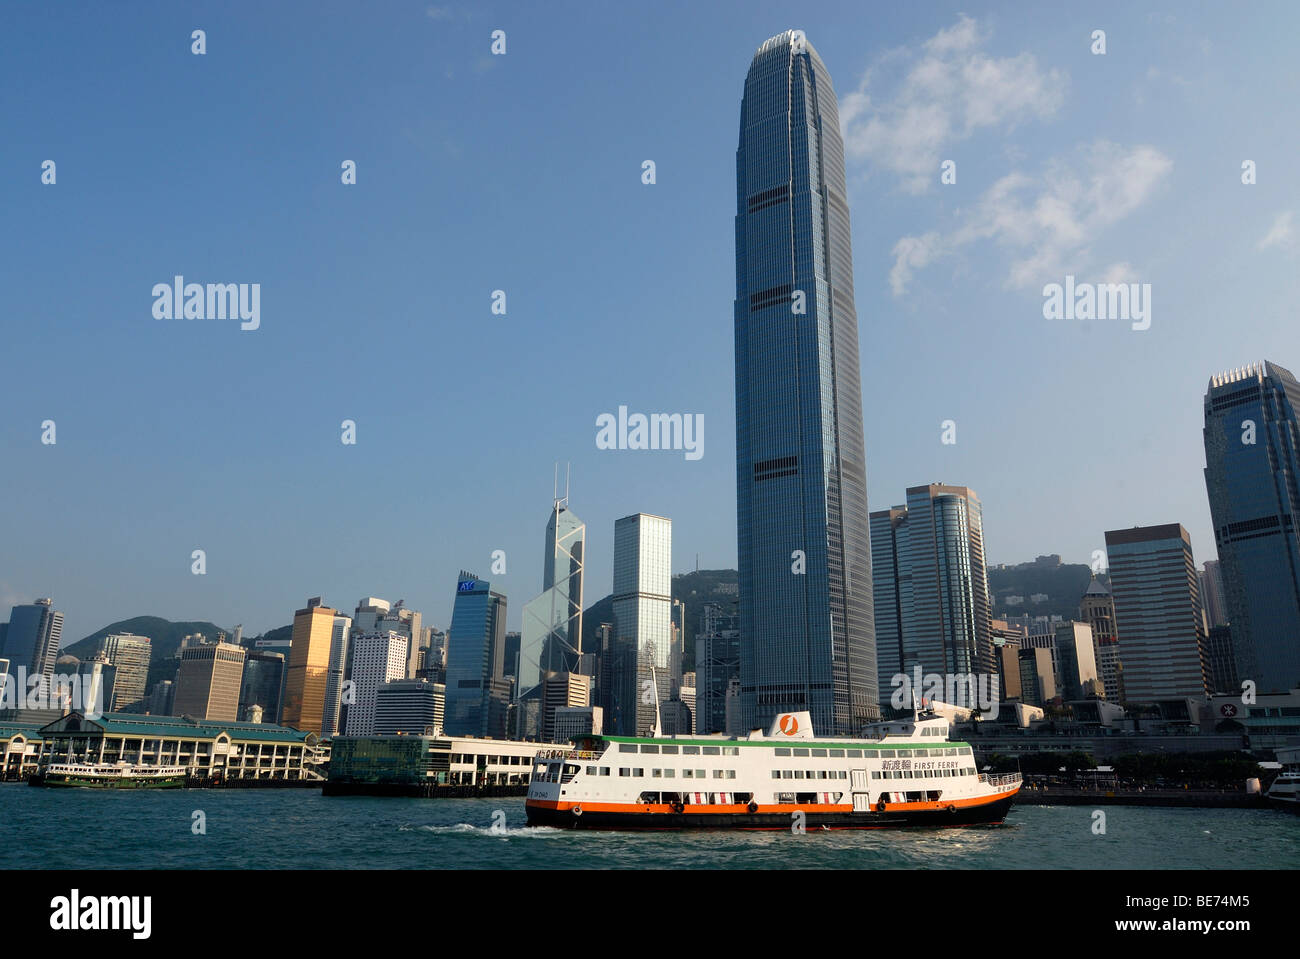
xmin=1258 ymin=211 xmax=1295 ymax=251
xmin=840 ymin=15 xmax=1066 ymax=194
xmin=889 ymin=141 xmax=1172 ymax=294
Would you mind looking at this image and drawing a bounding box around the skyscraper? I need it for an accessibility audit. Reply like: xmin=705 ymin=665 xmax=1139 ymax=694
xmin=1 ymin=599 xmax=64 ymax=693
xmin=323 ymin=613 xmax=352 ymax=738
xmin=871 ymin=485 xmax=994 ymax=707
xmin=238 ymin=649 xmax=286 ymax=724
xmin=444 ymin=571 xmax=509 ymax=738
xmin=1198 ymin=560 xmax=1228 ymax=630
xmin=1104 ymin=525 xmax=1210 ymax=702
xmin=282 ymin=597 xmax=337 ymax=735
xmin=518 ymin=492 xmax=585 ymax=739
xmin=343 ymin=631 xmax=409 ymax=736
xmin=99 ymin=632 xmax=151 ymax=712
xmin=172 ymin=640 xmax=246 ymax=722
xmin=1079 ymin=576 xmax=1122 ymax=701
xmin=612 ymin=513 xmax=673 ymax=736
xmin=734 ymin=30 xmax=876 ymax=735
xmin=1203 ymin=361 xmax=1300 ymax=692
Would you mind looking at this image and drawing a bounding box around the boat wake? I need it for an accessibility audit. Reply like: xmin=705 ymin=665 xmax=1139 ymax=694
xmin=404 ymin=823 xmax=565 ymax=839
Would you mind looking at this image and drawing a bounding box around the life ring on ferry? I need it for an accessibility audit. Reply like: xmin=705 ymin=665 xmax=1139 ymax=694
xmin=572 ymin=805 xmax=583 ymax=817
xmin=876 ymin=798 xmax=887 ymax=812
xmin=945 ymin=804 xmax=956 ymax=815
xmin=671 ymin=801 xmax=685 ymax=814
xmin=747 ymin=800 xmax=759 ymax=814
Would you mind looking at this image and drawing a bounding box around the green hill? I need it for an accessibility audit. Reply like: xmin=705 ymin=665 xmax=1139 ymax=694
xmin=581 ymin=569 xmax=739 ymax=674
xmin=987 ymin=558 xmax=1101 ymax=621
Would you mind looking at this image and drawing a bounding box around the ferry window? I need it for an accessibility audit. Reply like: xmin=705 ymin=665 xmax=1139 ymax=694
xmin=811 ymin=749 xmax=827 ymax=757
xmin=726 ymin=770 xmax=736 ymax=779
xmin=896 ymin=750 xmax=912 ymax=758
xmin=914 ymin=749 xmax=928 ymax=757
xmin=586 ymin=766 xmax=597 ymax=775
xmin=619 ymin=768 xmax=630 ymax=776
xmin=619 ymin=744 xmax=637 ymax=753
xmin=944 ymin=748 xmax=957 ymax=756
xmin=683 ymin=769 xmax=694 ymax=778
xmin=839 ymin=771 xmax=847 ymax=779
xmin=633 ymin=768 xmax=644 ymax=777
xmin=792 ymin=748 xmax=809 ymax=757
xmin=713 ymin=769 xmax=724 ymax=778
xmin=722 ymin=746 xmax=739 ymax=755
xmin=661 ymin=745 xmax=679 ymax=754
xmin=828 ymin=749 xmax=844 ymax=758
xmin=774 ymin=748 xmax=791 ymax=757
xmin=961 ymin=747 xmax=972 ymax=756
xmin=600 ymin=767 xmax=610 ymax=776
xmin=702 ymin=746 xmax=720 ymax=756
xmin=794 ymin=770 xmax=805 ymax=779
xmin=772 ymin=771 xmax=781 ymax=779
xmin=641 ymin=745 xmax=659 ymax=754
xmin=782 ymin=770 xmax=793 ymax=779
xmin=663 ymin=769 xmax=675 ymax=778
xmin=817 ymin=771 xmax=828 ymax=779
xmin=696 ymin=769 xmax=705 ymax=779
xmin=683 ymin=746 xmax=700 ymax=755
xmin=652 ymin=768 xmax=663 ymax=778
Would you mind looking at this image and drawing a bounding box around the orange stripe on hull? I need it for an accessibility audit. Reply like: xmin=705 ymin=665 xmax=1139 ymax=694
xmin=526 ymin=787 xmax=1018 ymax=816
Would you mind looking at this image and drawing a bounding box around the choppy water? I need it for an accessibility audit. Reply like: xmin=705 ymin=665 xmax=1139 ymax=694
xmin=3 ymin=784 xmax=1295 ymax=869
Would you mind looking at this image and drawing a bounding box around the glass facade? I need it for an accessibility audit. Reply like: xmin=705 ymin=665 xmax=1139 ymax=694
xmin=871 ymin=485 xmax=993 ymax=703
xmin=1203 ymin=361 xmax=1300 ymax=692
xmin=612 ymin=513 xmax=673 ymax=736
xmin=443 ymin=572 xmax=508 ymax=738
xmin=1104 ymin=524 xmax=1209 ymax=701
xmin=734 ymin=31 xmax=876 ymax=735
xmin=518 ymin=500 xmax=585 ymax=738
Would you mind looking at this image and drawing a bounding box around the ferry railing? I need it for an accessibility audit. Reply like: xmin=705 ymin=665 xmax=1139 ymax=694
xmin=979 ymin=772 xmax=1022 ymax=787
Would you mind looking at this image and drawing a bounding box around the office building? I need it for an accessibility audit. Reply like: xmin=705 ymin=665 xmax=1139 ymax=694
xmin=871 ymin=485 xmax=994 ymax=706
xmin=519 ymin=493 xmax=586 ymax=739
xmin=172 ymin=640 xmax=247 ymax=722
xmin=323 ymin=614 xmax=352 ymax=738
xmin=1 ymin=599 xmax=64 ymax=692
xmin=344 ymin=631 xmax=409 ymax=736
xmin=1205 ymin=625 xmax=1239 ymax=695
xmin=612 ymin=513 xmax=673 ymax=736
xmin=1104 ymin=525 xmax=1210 ymax=701
xmin=1203 ymin=362 xmax=1300 ymax=691
xmin=1018 ymin=648 xmax=1056 ymax=707
xmin=282 ymin=598 xmax=338 ymax=736
xmin=734 ymin=30 xmax=877 ymax=735
xmin=373 ymin=678 xmax=445 ymax=736
xmin=238 ymin=649 xmax=286 ymax=724
xmin=444 ymin=572 xmax=510 ymax=739
xmin=1199 ymin=560 xmax=1228 ymax=630
xmin=1053 ymin=622 xmax=1100 ymax=700
xmin=695 ymin=602 xmax=740 ymax=734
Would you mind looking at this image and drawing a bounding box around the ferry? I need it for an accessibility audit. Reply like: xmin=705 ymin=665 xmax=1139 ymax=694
xmin=525 ymin=705 xmax=1020 ymax=830
xmin=1267 ymin=746 xmax=1300 ymax=812
xmin=33 ymin=762 xmax=189 ymax=789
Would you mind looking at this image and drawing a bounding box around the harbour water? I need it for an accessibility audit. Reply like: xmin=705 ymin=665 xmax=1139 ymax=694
xmin=3 ymin=784 xmax=1296 ymax=869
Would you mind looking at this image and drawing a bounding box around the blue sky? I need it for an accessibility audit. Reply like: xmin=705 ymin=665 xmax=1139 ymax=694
xmin=3 ymin=1 xmax=1298 ymax=644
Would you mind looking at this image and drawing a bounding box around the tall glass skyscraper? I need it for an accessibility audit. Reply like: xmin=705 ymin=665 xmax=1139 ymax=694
xmin=734 ymin=30 xmax=876 ymax=734
xmin=518 ymin=495 xmax=586 ymax=739
xmin=870 ymin=485 xmax=994 ymax=706
xmin=612 ymin=513 xmax=673 ymax=736
xmin=1203 ymin=361 xmax=1300 ymax=692
xmin=1 ymin=599 xmax=64 ymax=693
xmin=444 ymin=571 xmax=509 ymax=738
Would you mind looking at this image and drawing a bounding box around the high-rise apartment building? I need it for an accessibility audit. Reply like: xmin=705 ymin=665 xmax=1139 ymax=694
xmin=1203 ymin=361 xmax=1300 ymax=692
xmin=1104 ymin=525 xmax=1210 ymax=702
xmin=735 ymin=30 xmax=877 ymax=735
xmin=99 ymin=633 xmax=151 ymax=712
xmin=612 ymin=513 xmax=673 ymax=736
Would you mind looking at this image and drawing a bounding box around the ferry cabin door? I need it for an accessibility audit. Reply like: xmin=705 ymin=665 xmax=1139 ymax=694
xmin=850 ymin=769 xmax=871 ymax=811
